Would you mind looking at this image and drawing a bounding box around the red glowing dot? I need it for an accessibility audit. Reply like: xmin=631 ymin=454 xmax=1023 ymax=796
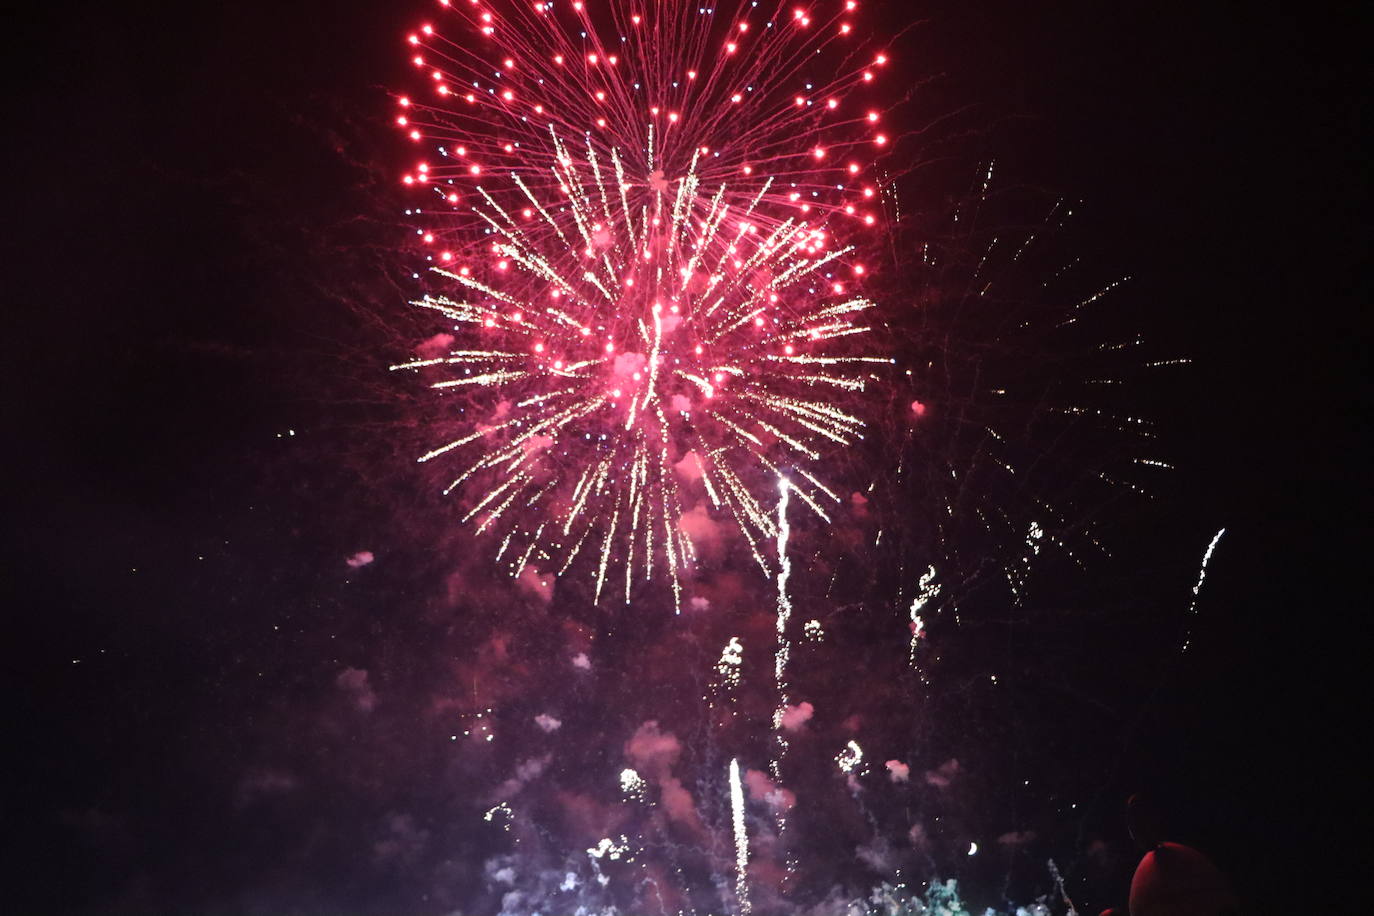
xmin=754 ymin=316 xmax=765 ymax=327
xmin=874 ymin=133 xmax=887 ymax=145
xmin=534 ymin=343 xmax=544 ymax=353
xmin=447 ymin=193 xmax=459 ymax=203
xmin=484 ymin=317 xmax=495 ymax=328
xmin=784 ymin=344 xmax=794 ymax=354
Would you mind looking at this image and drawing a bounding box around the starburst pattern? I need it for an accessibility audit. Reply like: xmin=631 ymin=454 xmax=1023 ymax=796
xmin=391 ymin=0 xmax=894 ymax=607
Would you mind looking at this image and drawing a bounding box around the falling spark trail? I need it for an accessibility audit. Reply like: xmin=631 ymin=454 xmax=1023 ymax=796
xmin=1181 ymin=527 xmax=1226 ymax=653
xmin=729 ymin=758 xmax=750 ymax=915
xmin=771 ymin=476 xmax=793 ymax=782
xmin=908 ymin=564 xmax=939 ymax=668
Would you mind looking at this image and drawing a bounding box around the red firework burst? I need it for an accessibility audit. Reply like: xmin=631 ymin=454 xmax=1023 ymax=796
xmin=390 ymin=0 xmax=893 ymax=609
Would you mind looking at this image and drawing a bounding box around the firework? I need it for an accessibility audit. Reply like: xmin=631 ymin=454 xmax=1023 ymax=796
xmin=390 ymin=0 xmax=893 ymax=608
xmin=729 ymin=757 xmax=750 ymax=914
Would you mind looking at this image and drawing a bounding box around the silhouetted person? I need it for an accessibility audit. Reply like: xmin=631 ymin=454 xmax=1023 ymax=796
xmin=1099 ymin=793 xmax=1239 ymax=916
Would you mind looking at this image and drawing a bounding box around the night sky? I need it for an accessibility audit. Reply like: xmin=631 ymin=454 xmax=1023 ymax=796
xmin=6 ymin=2 xmax=1366 ymax=914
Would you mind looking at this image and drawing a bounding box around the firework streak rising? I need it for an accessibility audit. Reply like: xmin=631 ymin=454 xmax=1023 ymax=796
xmin=729 ymin=757 xmax=751 ymax=915
xmin=390 ymin=0 xmax=893 ymax=609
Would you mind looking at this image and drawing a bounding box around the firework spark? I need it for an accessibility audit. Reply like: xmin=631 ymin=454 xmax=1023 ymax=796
xmin=391 ymin=0 xmax=892 ymax=607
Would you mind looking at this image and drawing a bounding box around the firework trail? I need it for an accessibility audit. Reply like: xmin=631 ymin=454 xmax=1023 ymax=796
xmin=729 ymin=757 xmax=750 ymax=915
xmin=1181 ymin=527 xmax=1225 ymax=653
xmin=771 ymin=476 xmax=794 ymax=782
xmin=390 ymin=0 xmax=894 ymax=607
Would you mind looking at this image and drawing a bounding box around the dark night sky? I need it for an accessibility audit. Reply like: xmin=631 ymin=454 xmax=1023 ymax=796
xmin=5 ymin=1 xmax=1366 ymax=914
